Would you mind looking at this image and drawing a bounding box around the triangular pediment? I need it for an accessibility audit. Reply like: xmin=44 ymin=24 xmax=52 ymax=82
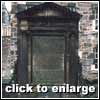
xmin=16 ymin=2 xmax=81 ymax=20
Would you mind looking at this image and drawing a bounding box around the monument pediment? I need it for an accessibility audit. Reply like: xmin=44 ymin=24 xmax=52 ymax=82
xmin=16 ymin=2 xmax=81 ymax=20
